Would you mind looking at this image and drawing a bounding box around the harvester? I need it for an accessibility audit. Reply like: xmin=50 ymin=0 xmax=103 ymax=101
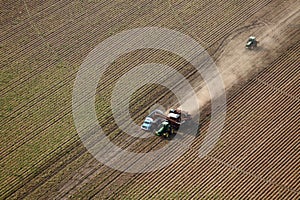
xmin=245 ymin=36 xmax=258 ymax=49
xmin=154 ymin=108 xmax=192 ymax=138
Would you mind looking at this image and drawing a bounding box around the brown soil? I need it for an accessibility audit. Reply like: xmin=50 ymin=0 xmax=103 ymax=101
xmin=1 ymin=0 xmax=299 ymax=199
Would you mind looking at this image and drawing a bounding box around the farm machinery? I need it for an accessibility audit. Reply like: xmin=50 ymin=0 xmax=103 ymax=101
xmin=141 ymin=108 xmax=192 ymax=138
xmin=245 ymin=36 xmax=258 ymax=49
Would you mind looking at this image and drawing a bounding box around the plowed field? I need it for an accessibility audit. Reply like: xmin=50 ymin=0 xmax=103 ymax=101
xmin=1 ymin=0 xmax=299 ymax=199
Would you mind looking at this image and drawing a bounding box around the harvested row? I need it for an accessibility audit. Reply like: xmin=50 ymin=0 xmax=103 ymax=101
xmin=1 ymin=0 xmax=271 ymax=96
xmin=104 ymin=41 xmax=300 ymax=199
xmin=1 ymin=0 xmax=276 ymax=157
xmin=0 ymin=0 xmax=66 ymax=39
xmin=0 ymin=0 xmax=173 ymax=94
xmin=1 ymin=0 xmax=165 ymax=157
xmin=68 ymin=3 xmax=300 ymax=198
xmin=68 ymin=39 xmax=298 ymax=198
xmin=25 ymin=2 xmax=300 ymax=199
xmin=2 ymin=0 xmax=299 ymax=199
xmin=1 ymin=0 xmax=274 ymax=103
xmin=0 ymin=0 xmax=109 ymax=59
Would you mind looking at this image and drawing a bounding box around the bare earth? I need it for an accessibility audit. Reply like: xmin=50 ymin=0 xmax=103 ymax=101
xmin=1 ymin=0 xmax=299 ymax=199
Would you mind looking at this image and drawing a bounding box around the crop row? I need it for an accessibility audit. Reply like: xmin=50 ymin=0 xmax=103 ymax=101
xmin=107 ymin=41 xmax=299 ymax=199
xmin=2 ymin=0 xmax=298 ymax=198
xmin=1 ymin=0 xmax=271 ymax=155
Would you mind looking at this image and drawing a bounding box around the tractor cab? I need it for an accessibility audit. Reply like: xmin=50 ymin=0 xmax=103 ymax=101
xmin=246 ymin=36 xmax=258 ymax=49
xmin=155 ymin=121 xmax=174 ymax=138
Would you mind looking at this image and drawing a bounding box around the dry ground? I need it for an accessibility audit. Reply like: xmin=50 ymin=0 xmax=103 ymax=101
xmin=1 ymin=0 xmax=299 ymax=199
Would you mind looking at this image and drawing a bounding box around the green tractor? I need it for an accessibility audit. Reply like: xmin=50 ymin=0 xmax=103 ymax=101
xmin=245 ymin=36 xmax=258 ymax=49
xmin=155 ymin=121 xmax=174 ymax=138
xmin=153 ymin=108 xmax=192 ymax=138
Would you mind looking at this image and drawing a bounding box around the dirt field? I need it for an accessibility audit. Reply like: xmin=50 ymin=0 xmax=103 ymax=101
xmin=1 ymin=0 xmax=299 ymax=199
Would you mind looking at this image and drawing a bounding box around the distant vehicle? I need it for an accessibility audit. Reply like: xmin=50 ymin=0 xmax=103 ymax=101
xmin=246 ymin=36 xmax=258 ymax=49
xmin=141 ymin=110 xmax=164 ymax=132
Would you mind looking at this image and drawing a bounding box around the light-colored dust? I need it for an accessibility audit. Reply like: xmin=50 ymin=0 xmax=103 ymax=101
xmin=182 ymin=2 xmax=300 ymax=115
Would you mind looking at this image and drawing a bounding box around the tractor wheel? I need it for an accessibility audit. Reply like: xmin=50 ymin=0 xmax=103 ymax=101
xmin=163 ymin=132 xmax=169 ymax=138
